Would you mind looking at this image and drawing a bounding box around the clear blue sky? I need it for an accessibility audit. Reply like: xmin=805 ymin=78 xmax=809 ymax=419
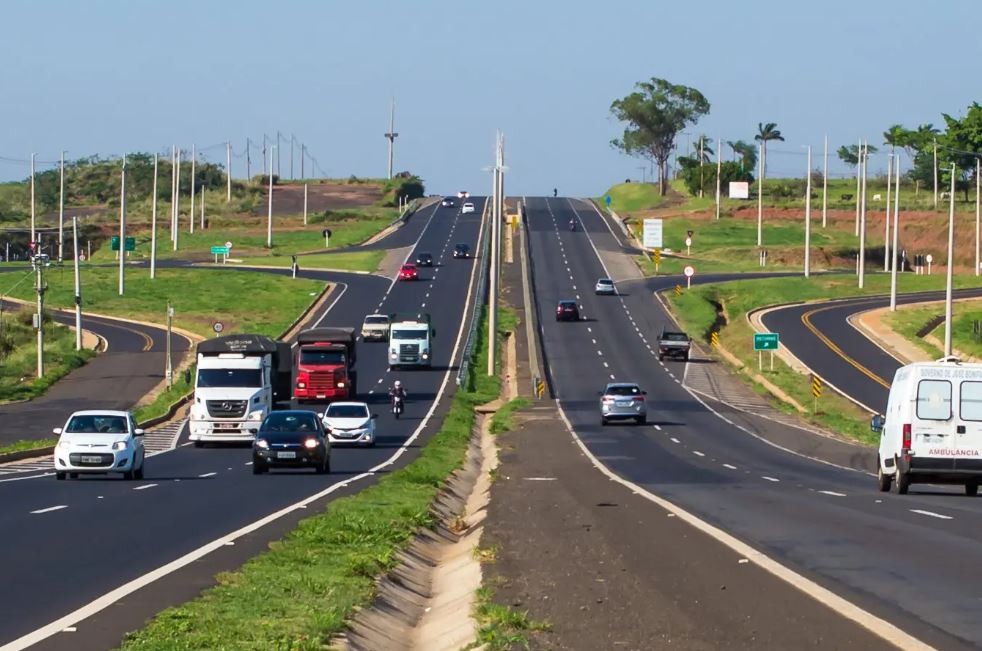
xmin=1 ymin=0 xmax=980 ymax=196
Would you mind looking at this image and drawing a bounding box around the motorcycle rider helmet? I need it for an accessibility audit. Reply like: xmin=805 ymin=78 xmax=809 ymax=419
xmin=394 ymin=380 xmax=402 ymax=388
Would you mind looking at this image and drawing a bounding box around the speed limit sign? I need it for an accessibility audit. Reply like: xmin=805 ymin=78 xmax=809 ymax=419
xmin=213 ymin=322 xmax=224 ymax=334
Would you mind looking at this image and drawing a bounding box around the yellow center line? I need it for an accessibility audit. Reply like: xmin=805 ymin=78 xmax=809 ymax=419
xmin=800 ymin=303 xmax=891 ymax=390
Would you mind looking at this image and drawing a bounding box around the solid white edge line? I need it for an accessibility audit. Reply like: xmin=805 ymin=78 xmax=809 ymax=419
xmin=133 ymin=483 xmax=158 ymax=491
xmin=3 ymin=198 xmax=489 ymax=651
xmin=30 ymin=505 xmax=68 ymax=515
xmin=552 ymin=400 xmax=933 ymax=651
xmin=909 ymin=509 xmax=953 ymax=520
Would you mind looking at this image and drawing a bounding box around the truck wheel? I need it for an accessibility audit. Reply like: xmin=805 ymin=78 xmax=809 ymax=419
xmin=55 ymin=472 xmax=66 ymax=481
xmin=193 ymin=441 xmax=204 ymax=448
xmin=894 ymin=458 xmax=910 ymax=494
xmin=658 ymin=354 xmax=664 ymax=362
xmin=876 ymin=458 xmax=891 ymax=492
xmin=684 ymin=353 xmax=690 ymax=362
xmin=601 ymin=417 xmax=608 ymax=427
xmin=967 ymin=483 xmax=979 ymax=497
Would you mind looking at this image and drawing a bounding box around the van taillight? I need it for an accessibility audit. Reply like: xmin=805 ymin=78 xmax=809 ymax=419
xmin=902 ymin=424 xmax=912 ymax=454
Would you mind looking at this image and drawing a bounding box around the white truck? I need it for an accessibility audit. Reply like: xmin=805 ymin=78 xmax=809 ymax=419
xmin=387 ymin=314 xmax=436 ymax=370
xmin=188 ymin=335 xmax=292 ymax=446
xmin=873 ymin=356 xmax=982 ymax=495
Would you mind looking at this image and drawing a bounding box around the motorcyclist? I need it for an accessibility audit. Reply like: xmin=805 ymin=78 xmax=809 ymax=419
xmin=388 ymin=380 xmax=407 ymax=402
xmin=569 ymin=218 xmax=576 ymax=231
xmin=389 ymin=380 xmax=407 ymax=417
xmin=553 ymin=188 xmax=558 ymax=197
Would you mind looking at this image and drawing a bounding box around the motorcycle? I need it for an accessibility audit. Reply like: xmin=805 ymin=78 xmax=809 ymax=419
xmin=391 ymin=394 xmax=404 ymax=419
xmin=569 ymin=221 xmax=576 ymax=232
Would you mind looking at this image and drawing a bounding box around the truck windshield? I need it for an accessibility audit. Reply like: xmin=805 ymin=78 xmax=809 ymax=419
xmin=364 ymin=316 xmax=388 ymax=324
xmin=391 ymin=329 xmax=425 ymax=340
xmin=300 ymin=350 xmax=345 ymax=365
xmin=663 ymin=333 xmax=688 ymax=341
xmin=197 ymin=369 xmax=262 ymax=388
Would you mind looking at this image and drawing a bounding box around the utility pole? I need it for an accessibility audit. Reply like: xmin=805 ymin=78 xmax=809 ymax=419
xmin=944 ymin=164 xmax=956 ymax=357
xmin=488 ymin=132 xmax=503 ymax=376
xmin=226 ymin=141 xmax=232 ymax=202
xmin=276 ymin=131 xmax=282 ymax=177
xmin=174 ymin=148 xmax=181 ymax=251
xmin=30 ymin=153 xmax=36 ymax=245
xmin=118 ymin=155 xmax=126 ymax=296
xmin=170 ymin=146 xmax=177 ymax=246
xmin=290 ymin=134 xmax=295 ymax=180
xmin=246 ymin=137 xmax=252 ymax=179
xmin=262 ymin=134 xmax=267 ymax=175
xmin=822 ymin=134 xmax=828 ymax=228
xmin=715 ymin=137 xmax=722 ymax=221
xmin=698 ymin=137 xmax=704 ymax=198
xmin=884 ymin=154 xmax=893 ymax=272
xmin=58 ymin=150 xmax=65 ymax=261
xmin=165 ymin=303 xmax=174 ymax=388
xmin=34 ymin=250 xmax=45 ymax=378
xmin=267 ymin=146 xmax=275 ymax=248
xmin=200 ymin=185 xmax=205 ymax=230
xmin=301 ymin=143 xmax=305 ymax=179
xmin=859 ymin=142 xmax=868 ymax=288
xmin=384 ymin=98 xmax=398 ymax=179
xmin=151 ymin=153 xmax=158 ymax=279
xmin=805 ymin=145 xmax=812 ymax=278
xmin=890 ymin=157 xmax=901 ymax=311
xmin=189 ymin=144 xmax=196 ymax=234
xmin=303 ymin=183 xmax=308 ymax=225
xmin=73 ymin=216 xmax=82 ymax=350
xmin=756 ymin=142 xmax=763 ymax=247
xmin=855 ymin=138 xmax=862 ymax=236
xmin=933 ymin=139 xmax=939 ymax=209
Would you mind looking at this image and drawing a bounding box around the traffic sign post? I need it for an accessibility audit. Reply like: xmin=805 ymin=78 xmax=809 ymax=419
xmin=754 ymin=332 xmax=779 ymax=372
xmin=212 ymin=321 xmax=224 ymax=335
xmin=211 ymin=245 xmax=230 ymax=263
xmin=323 ymin=228 xmax=332 ymax=248
xmin=653 ymin=248 xmax=661 ymax=273
xmin=111 ymin=236 xmax=136 ymax=253
xmin=926 ymin=253 xmax=934 ymax=275
xmin=642 ymin=218 xmax=663 ymax=249
xmin=683 ymin=264 xmax=695 ymax=289
xmin=811 ymin=375 xmax=823 ymax=412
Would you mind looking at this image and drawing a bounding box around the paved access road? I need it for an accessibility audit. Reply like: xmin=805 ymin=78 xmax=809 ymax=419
xmin=762 ymin=289 xmax=982 ymax=414
xmin=525 ymin=196 xmax=982 ymax=650
xmin=0 ymin=198 xmax=486 ymax=650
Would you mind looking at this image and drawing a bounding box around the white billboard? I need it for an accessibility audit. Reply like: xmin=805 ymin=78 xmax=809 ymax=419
xmin=642 ymin=218 xmax=663 ymax=249
xmin=729 ymin=181 xmax=750 ymax=199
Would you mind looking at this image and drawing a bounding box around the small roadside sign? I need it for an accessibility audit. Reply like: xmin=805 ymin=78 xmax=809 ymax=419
xmin=225 ymin=241 xmax=233 ymax=250
xmin=210 ymin=246 xmax=230 ymax=255
xmin=674 ymin=284 xmax=682 ymax=296
xmin=111 ymin=236 xmax=136 ymax=252
xmin=683 ymin=264 xmax=695 ymax=289
xmin=213 ymin=321 xmax=224 ymax=334
xmin=710 ymin=331 xmax=720 ymax=348
xmin=811 ymin=375 xmax=823 ymax=398
xmin=643 ymin=218 xmax=663 ymax=249
xmin=754 ymin=333 xmax=779 ymax=351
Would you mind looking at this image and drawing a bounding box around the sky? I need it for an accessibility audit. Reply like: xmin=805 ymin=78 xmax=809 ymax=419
xmin=1 ymin=0 xmax=981 ymax=197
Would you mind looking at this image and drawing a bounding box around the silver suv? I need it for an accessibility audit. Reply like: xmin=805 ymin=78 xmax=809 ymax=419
xmin=599 ymin=383 xmax=647 ymax=426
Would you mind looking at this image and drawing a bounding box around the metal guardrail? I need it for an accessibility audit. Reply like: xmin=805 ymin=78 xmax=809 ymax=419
xmin=456 ymin=204 xmax=492 ymax=388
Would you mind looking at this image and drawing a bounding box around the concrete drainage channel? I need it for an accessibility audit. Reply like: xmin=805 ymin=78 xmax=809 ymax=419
xmin=334 ymin=411 xmax=499 ymax=651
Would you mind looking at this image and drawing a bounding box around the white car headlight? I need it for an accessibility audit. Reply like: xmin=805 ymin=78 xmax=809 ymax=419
xmin=112 ymin=441 xmax=128 ymax=451
xmin=255 ymin=438 xmax=269 ymax=449
xmin=304 ymin=438 xmax=319 ymax=449
xmin=248 ymin=409 xmax=265 ymax=420
xmin=57 ymin=440 xmax=71 ymax=450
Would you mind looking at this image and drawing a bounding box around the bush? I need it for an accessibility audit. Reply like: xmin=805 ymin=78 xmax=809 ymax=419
xmin=677 ymin=158 xmax=754 ymax=197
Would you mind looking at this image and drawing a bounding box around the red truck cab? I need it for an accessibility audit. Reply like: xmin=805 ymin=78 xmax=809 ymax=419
xmin=293 ymin=328 xmax=357 ymax=402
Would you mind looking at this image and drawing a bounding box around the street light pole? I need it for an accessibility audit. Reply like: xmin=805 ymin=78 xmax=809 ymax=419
xmin=166 ymin=303 xmax=174 ymax=388
xmin=933 ymin=139 xmax=939 ymax=209
xmin=118 ymin=155 xmax=126 ymax=296
xmin=944 ymin=164 xmax=956 ymax=357
xmin=822 ymin=134 xmax=828 ymax=228
xmin=855 ymin=138 xmax=862 ymax=236
xmin=34 ymin=252 xmax=44 ymax=378
xmin=174 ymin=148 xmax=181 ymax=251
xmin=805 ymin=145 xmax=812 ymax=278
xmin=58 ymin=150 xmax=65 ymax=261
xmin=884 ymin=153 xmax=892 ymax=272
xmin=756 ymin=142 xmax=763 ymax=247
xmin=859 ymin=142 xmax=868 ymax=288
xmin=267 ymin=146 xmax=275 ymax=248
xmin=73 ymin=216 xmax=82 ymax=350
xmin=226 ymin=141 xmax=232 ymax=203
xmin=30 ymin=153 xmax=36 ymax=245
xmin=890 ymin=157 xmax=901 ymax=311
xmin=151 ymin=153 xmax=158 ymax=279
xmin=715 ymin=137 xmax=722 ymax=221
xmin=189 ymin=144 xmax=196 ymax=234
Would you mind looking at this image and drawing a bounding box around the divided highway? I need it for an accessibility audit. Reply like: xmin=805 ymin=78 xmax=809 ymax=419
xmin=525 ymin=196 xmax=982 ymax=650
xmin=0 ymin=198 xmax=486 ymax=649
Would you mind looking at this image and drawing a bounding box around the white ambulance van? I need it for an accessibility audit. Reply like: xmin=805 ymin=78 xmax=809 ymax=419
xmin=873 ymin=357 xmax=982 ymax=495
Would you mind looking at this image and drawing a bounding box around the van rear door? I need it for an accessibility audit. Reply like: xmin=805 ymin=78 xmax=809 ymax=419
xmin=913 ymin=377 xmax=954 ymax=456
xmin=955 ymin=380 xmax=982 ymax=460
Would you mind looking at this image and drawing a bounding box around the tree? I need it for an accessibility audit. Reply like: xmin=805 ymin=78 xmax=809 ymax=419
xmin=837 ymin=143 xmax=878 ymax=167
xmin=754 ymin=122 xmax=784 ymax=180
xmin=692 ymin=135 xmax=714 ymax=163
xmin=610 ymin=78 xmax=711 ymax=196
xmin=677 ymin=157 xmax=753 ymax=197
xmin=726 ymin=140 xmax=757 ymax=171
xmin=940 ymin=103 xmax=982 ymax=199
xmin=883 ymin=123 xmax=905 ymax=155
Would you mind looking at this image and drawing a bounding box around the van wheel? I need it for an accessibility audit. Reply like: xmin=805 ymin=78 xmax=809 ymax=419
xmin=876 ymin=456 xmax=892 ymax=492
xmin=894 ymin=458 xmax=910 ymax=495
xmin=966 ymin=483 xmax=979 ymax=497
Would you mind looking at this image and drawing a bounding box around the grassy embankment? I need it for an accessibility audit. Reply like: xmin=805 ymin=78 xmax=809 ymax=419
xmin=884 ymin=301 xmax=982 ymax=360
xmin=667 ymin=272 xmax=982 ymax=445
xmin=0 ymin=267 xmax=324 ymax=455
xmin=0 ymin=311 xmax=94 ymax=404
xmin=120 ymin=307 xmax=513 ymax=649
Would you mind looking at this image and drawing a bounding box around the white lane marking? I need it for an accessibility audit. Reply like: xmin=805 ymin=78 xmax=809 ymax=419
xmin=761 ymin=476 xmax=780 ymax=482
xmin=133 ymin=483 xmax=158 ymax=491
xmin=377 ymin=378 xmax=384 ymax=384
xmin=670 ymin=437 xmax=680 ymax=444
xmin=198 ymin=472 xmax=217 ymax=478
xmin=61 ymin=627 xmax=76 ymax=633
xmin=910 ymin=509 xmax=953 ymax=520
xmin=552 ymin=398 xmax=932 ymax=651
xmin=5 ymin=195 xmax=490 ymax=651
xmin=692 ymin=451 xmax=706 ymax=457
xmin=596 ymin=350 xmax=603 ymax=356
xmin=653 ymin=425 xmax=662 ymax=430
xmin=819 ymin=490 xmax=847 ymax=497
xmin=30 ymin=505 xmax=68 ymax=515
xmin=244 ymin=462 xmax=253 ymax=466
xmin=587 ymin=327 xmax=592 ymax=333
xmin=603 ymin=362 xmax=609 ymax=368
xmin=0 ymin=473 xmax=54 ymax=483
xmin=523 ymin=477 xmax=557 ymax=481
xmin=609 ymin=374 xmax=615 ymax=380
xmin=591 ymin=338 xmax=597 ymax=344
xmin=723 ymin=464 xmax=738 ymax=470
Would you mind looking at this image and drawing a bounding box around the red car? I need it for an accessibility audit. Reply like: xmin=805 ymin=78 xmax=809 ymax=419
xmin=399 ymin=263 xmax=419 ymax=281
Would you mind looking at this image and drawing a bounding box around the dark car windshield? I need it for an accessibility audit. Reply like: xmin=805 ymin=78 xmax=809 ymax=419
xmin=662 ymin=332 xmax=688 ymax=342
xmin=597 ymin=279 xmax=613 ymax=285
xmin=605 ymin=385 xmax=641 ymax=396
xmin=262 ymin=413 xmax=319 ymax=433
xmin=391 ymin=328 xmax=424 ymax=340
xmin=66 ymin=415 xmax=128 ymax=434
xmin=418 ymin=254 xmax=432 ymax=260
xmin=559 ymin=301 xmax=576 ymax=308
xmin=326 ymin=404 xmax=370 ymax=419
xmin=300 ymin=350 xmax=345 ymax=365
xmin=197 ymin=369 xmax=262 ymax=388
xmin=364 ymin=316 xmax=389 ymax=325
xmin=455 ymin=244 xmax=469 ymax=251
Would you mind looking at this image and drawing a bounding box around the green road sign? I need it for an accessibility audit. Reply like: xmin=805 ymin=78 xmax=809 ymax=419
xmin=754 ymin=332 xmax=779 ymax=351
xmin=111 ymin=236 xmax=136 ymax=252
xmin=211 ymin=246 xmax=230 ymax=255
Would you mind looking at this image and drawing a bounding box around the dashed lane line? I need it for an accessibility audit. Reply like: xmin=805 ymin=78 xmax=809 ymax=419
xmin=30 ymin=505 xmax=68 ymax=515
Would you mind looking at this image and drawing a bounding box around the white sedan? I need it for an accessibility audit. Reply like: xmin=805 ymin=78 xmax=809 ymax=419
xmin=461 ymin=202 xmax=475 ymax=214
xmin=53 ymin=410 xmax=146 ymax=480
xmin=321 ymin=402 xmax=377 ymax=446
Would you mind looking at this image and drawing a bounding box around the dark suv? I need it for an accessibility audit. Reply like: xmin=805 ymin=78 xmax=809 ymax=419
xmin=555 ymin=300 xmax=580 ymax=322
xmin=453 ymin=243 xmax=470 ymax=259
xmin=416 ymin=252 xmax=434 ymax=267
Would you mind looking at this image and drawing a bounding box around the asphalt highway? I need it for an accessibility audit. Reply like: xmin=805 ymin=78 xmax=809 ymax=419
xmin=525 ymin=196 xmax=982 ymax=649
xmin=0 ymin=198 xmax=486 ymax=649
xmin=762 ymin=289 xmax=982 ymax=414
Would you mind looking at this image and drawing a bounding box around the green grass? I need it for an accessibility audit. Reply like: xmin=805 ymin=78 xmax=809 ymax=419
xmin=239 ymin=249 xmax=385 ymax=273
xmin=133 ymin=365 xmax=195 ymax=424
xmin=884 ymin=302 xmax=982 ymax=360
xmin=598 ymin=182 xmax=668 ymax=212
xmin=489 ymin=397 xmax=531 ymax=434
xmin=120 ymin=304 xmax=511 ymax=649
xmin=0 ymin=313 xmax=95 ymax=402
xmin=0 ymin=437 xmax=56 ymax=457
xmin=666 ymin=272 xmax=982 ymax=445
xmin=882 ymin=307 xmax=945 ymax=359
xmin=1 ymin=266 xmax=325 ymax=338
xmin=470 ymin=586 xmax=551 ymax=651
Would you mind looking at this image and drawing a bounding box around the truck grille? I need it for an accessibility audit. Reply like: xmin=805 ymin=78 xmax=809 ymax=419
xmin=399 ymin=343 xmax=420 ymax=362
xmin=207 ymin=400 xmax=248 ymax=418
xmin=307 ymin=373 xmax=335 ymax=391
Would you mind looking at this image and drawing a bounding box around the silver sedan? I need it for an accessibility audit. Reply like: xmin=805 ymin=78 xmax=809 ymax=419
xmin=600 ymin=383 xmax=647 ymax=425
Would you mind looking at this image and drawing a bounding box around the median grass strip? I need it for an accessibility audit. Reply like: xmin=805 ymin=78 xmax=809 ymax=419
xmin=883 ymin=300 xmax=982 ymax=360
xmin=0 ymin=437 xmax=57 ymax=457
xmin=666 ymin=273 xmax=982 ymax=445
xmin=0 ymin=311 xmax=95 ymax=403
xmin=242 ymin=249 xmax=385 ymax=273
xmin=470 ymin=585 xmax=551 ymax=651
xmin=120 ymin=306 xmax=510 ymax=650
xmin=489 ymin=397 xmax=531 ymax=434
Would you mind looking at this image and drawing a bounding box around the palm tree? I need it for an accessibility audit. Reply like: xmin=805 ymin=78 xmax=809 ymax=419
xmin=883 ymin=124 xmax=905 ymax=156
xmin=755 ymin=122 xmax=784 ymax=180
xmin=693 ymin=135 xmax=714 ymax=163
xmin=727 ymin=140 xmax=757 ymax=171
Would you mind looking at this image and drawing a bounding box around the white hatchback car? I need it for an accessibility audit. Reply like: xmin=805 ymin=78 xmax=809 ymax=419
xmin=461 ymin=202 xmax=475 ymax=214
xmin=321 ymin=402 xmax=377 ymax=446
xmin=53 ymin=410 xmax=146 ymax=480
